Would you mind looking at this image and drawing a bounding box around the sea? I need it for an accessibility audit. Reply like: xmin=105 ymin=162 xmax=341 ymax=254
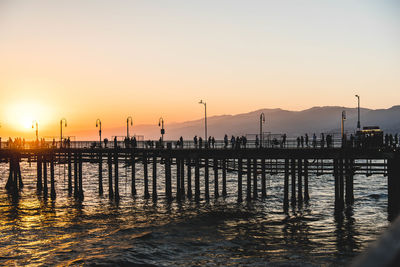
xmin=0 ymin=160 xmax=389 ymax=266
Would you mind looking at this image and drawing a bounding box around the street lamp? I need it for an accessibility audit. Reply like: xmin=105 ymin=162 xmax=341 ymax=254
xmin=355 ymin=94 xmax=360 ymax=131
xmin=158 ymin=117 xmax=165 ymax=142
xmin=32 ymin=120 xmax=39 ymax=141
xmin=127 ymin=116 xmax=133 ymax=138
xmin=60 ymin=118 xmax=67 ymax=148
xmin=199 ymin=100 xmax=207 ymax=146
xmin=260 ymin=112 xmax=266 ymax=148
xmin=96 ymin=119 xmax=102 ymax=148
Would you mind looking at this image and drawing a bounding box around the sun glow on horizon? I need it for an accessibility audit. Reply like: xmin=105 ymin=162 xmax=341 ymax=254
xmin=4 ymin=101 xmax=53 ymax=132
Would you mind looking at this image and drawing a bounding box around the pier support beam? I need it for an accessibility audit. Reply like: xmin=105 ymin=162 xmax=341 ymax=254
xmin=222 ymin=159 xmax=227 ymax=197
xmin=345 ymin=159 xmax=354 ymax=205
xmin=153 ymin=156 xmax=157 ymax=201
xmin=388 ymin=155 xmax=400 ymax=220
xmin=205 ymin=158 xmax=209 ymax=200
xmin=253 ymin=158 xmax=258 ymax=199
xmin=165 ymin=156 xmax=172 ymax=201
xmin=297 ymin=159 xmax=303 ymax=203
xmin=67 ymin=152 xmax=72 ymax=195
xmin=143 ymin=154 xmax=149 ymax=199
xmin=247 ymin=158 xmax=251 ymax=200
xmin=238 ymin=158 xmax=243 ymax=202
xmin=195 ymin=157 xmax=200 ymax=201
xmin=180 ymin=158 xmax=185 ymax=199
xmin=74 ymin=154 xmax=78 ymax=198
xmin=304 ymin=159 xmax=309 ymax=202
xmin=43 ymin=157 xmax=48 ymax=197
xmin=79 ymin=153 xmax=83 ymax=200
xmin=114 ymin=152 xmax=119 ymax=200
xmin=131 ymin=154 xmax=136 ymax=196
xmin=50 ymin=155 xmax=56 ymax=199
xmin=261 ymin=158 xmax=266 ymax=198
xmin=214 ymin=158 xmax=219 ymax=198
xmin=284 ymin=159 xmax=289 ymax=209
xmin=98 ymin=152 xmax=103 ymax=195
xmin=108 ymin=153 xmax=113 ymax=199
xmin=37 ymin=154 xmax=43 ymax=192
xmin=291 ymin=159 xmax=296 ymax=205
xmin=187 ymin=158 xmax=192 ymax=199
xmin=176 ymin=158 xmax=181 ymax=201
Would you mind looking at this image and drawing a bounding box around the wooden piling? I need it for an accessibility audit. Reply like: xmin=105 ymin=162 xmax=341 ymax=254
xmin=345 ymin=158 xmax=354 ymax=205
xmin=74 ymin=154 xmax=78 ymax=198
xmin=388 ymin=155 xmax=400 ymax=219
xmin=98 ymin=152 xmax=103 ymax=195
xmin=50 ymin=155 xmax=56 ymax=199
xmin=261 ymin=158 xmax=266 ymax=198
xmin=205 ymin=157 xmax=209 ymax=200
xmin=247 ymin=158 xmax=251 ymax=200
xmin=131 ymin=153 xmax=136 ymax=196
xmin=304 ymin=159 xmax=309 ymax=202
xmin=214 ymin=158 xmax=219 ymax=198
xmin=284 ymin=159 xmax=289 ymax=208
xmin=253 ymin=158 xmax=258 ymax=199
xmin=108 ymin=153 xmax=113 ymax=199
xmin=79 ymin=153 xmax=83 ymax=199
xmin=187 ymin=158 xmax=192 ymax=199
xmin=180 ymin=158 xmax=185 ymax=198
xmin=222 ymin=159 xmax=227 ymax=197
xmin=238 ymin=157 xmax=243 ymax=202
xmin=143 ymin=154 xmax=149 ymax=199
xmin=165 ymin=156 xmax=172 ymax=201
xmin=114 ymin=152 xmax=120 ymax=200
xmin=43 ymin=157 xmax=48 ymax=197
xmin=176 ymin=157 xmax=181 ymax=201
xmin=290 ymin=159 xmax=296 ymax=204
xmin=195 ymin=157 xmax=200 ymax=201
xmin=339 ymin=158 xmax=344 ymax=208
xmin=297 ymin=159 xmax=303 ymax=203
xmin=152 ymin=155 xmax=157 ymax=201
xmin=67 ymin=152 xmax=72 ymax=195
xmin=37 ymin=154 xmax=43 ymax=192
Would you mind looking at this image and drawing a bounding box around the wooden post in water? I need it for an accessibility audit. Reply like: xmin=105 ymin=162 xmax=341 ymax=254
xmin=205 ymin=157 xmax=209 ymax=200
xmin=152 ymin=155 xmax=157 ymax=201
xmin=284 ymin=159 xmax=289 ymax=208
xmin=74 ymin=154 xmax=78 ymax=198
xmin=338 ymin=158 xmax=344 ymax=209
xmin=131 ymin=153 xmax=136 ymax=196
xmin=108 ymin=153 xmax=113 ymax=199
xmin=261 ymin=158 xmax=266 ymax=198
xmin=253 ymin=158 xmax=258 ymax=199
xmin=187 ymin=158 xmax=192 ymax=199
xmin=17 ymin=157 xmax=23 ymax=189
xmin=290 ymin=159 xmax=296 ymax=205
xmin=345 ymin=158 xmax=354 ymax=205
xmin=50 ymin=155 xmax=56 ymax=199
xmin=388 ymin=154 xmax=400 ymax=220
xmin=247 ymin=158 xmax=251 ymax=200
xmin=98 ymin=152 xmax=103 ymax=195
xmin=176 ymin=157 xmax=181 ymax=201
xmin=43 ymin=156 xmax=48 ymax=197
xmin=297 ymin=159 xmax=303 ymax=203
xmin=79 ymin=153 xmax=83 ymax=199
xmin=304 ymin=159 xmax=309 ymax=202
xmin=334 ymin=158 xmax=339 ymax=206
xmin=67 ymin=152 xmax=72 ymax=195
xmin=180 ymin=158 xmax=185 ymax=199
xmin=214 ymin=158 xmax=219 ymax=198
xmin=222 ymin=159 xmax=227 ymax=197
xmin=165 ymin=156 xmax=172 ymax=201
xmin=37 ymin=154 xmax=43 ymax=192
xmin=143 ymin=154 xmax=149 ymax=199
xmin=195 ymin=157 xmax=200 ymax=201
xmin=114 ymin=152 xmax=120 ymax=200
xmin=238 ymin=157 xmax=243 ymax=202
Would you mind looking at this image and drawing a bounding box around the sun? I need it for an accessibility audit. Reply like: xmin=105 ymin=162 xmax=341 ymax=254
xmin=5 ymin=101 xmax=52 ymax=132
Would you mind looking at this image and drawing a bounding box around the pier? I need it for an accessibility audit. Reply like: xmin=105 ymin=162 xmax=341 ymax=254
xmin=1 ymin=142 xmax=400 ymax=219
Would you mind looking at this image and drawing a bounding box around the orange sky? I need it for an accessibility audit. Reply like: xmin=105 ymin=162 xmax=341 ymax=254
xmin=0 ymin=1 xmax=399 ymax=140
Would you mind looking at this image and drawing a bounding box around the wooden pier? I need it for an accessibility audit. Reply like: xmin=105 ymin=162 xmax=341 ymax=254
xmin=1 ymin=145 xmax=400 ymax=219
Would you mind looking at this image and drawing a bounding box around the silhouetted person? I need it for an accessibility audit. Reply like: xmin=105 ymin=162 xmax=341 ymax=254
xmin=194 ymin=135 xmax=198 ymax=148
xmin=305 ymin=134 xmax=309 ymax=147
xmin=282 ymin=134 xmax=287 ymax=148
xmin=211 ymin=137 xmax=215 ymax=148
xmin=300 ymin=136 xmax=304 ymax=148
xmin=224 ymin=134 xmax=228 ymax=148
xmin=312 ymin=133 xmax=317 ymax=148
xmin=199 ymin=137 xmax=203 ymax=148
xmin=321 ymin=133 xmax=325 ymax=148
xmin=297 ymin=137 xmax=300 ymax=148
xmin=114 ymin=136 xmax=117 ymax=148
xmin=255 ymin=135 xmax=259 ymax=148
xmin=242 ymin=136 xmax=247 ymax=148
xmin=231 ymin=136 xmax=235 ymax=149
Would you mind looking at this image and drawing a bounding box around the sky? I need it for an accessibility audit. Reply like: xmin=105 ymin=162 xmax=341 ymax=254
xmin=0 ymin=0 xmax=399 ymax=140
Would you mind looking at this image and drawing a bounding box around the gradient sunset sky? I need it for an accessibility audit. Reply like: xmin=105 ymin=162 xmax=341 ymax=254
xmin=0 ymin=0 xmax=399 ymax=139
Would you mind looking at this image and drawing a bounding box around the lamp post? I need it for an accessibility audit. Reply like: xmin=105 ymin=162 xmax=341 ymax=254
xmin=260 ymin=112 xmax=266 ymax=148
xmin=158 ymin=117 xmax=165 ymax=142
xmin=96 ymin=119 xmax=102 ymax=148
xmin=199 ymin=100 xmax=207 ymax=146
xmin=32 ymin=120 xmax=39 ymax=141
xmin=127 ymin=116 xmax=133 ymax=138
xmin=60 ymin=118 xmax=67 ymax=148
xmin=355 ymin=94 xmax=360 ymax=131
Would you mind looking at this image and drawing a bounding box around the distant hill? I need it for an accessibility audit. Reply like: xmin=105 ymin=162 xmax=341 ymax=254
xmin=73 ymin=106 xmax=400 ymax=140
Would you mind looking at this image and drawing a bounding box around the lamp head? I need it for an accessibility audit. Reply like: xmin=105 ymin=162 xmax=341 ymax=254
xmin=199 ymin=100 xmax=203 ymax=104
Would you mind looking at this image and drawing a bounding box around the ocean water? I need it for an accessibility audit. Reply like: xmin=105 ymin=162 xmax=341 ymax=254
xmin=0 ymin=160 xmax=389 ymax=266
